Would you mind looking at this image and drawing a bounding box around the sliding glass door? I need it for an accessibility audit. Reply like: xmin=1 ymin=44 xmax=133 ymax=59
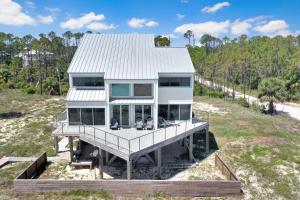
xmin=134 ymin=105 xmax=152 ymax=122
xmin=112 ymin=105 xmax=129 ymax=127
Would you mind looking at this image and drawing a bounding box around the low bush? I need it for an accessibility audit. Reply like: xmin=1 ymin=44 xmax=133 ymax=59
xmin=25 ymin=86 xmax=37 ymax=94
xmin=194 ymin=82 xmax=225 ymax=98
xmin=238 ymin=97 xmax=250 ymax=108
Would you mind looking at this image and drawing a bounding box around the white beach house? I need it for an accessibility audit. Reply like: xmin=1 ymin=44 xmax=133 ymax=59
xmin=53 ymin=33 xmax=209 ymax=179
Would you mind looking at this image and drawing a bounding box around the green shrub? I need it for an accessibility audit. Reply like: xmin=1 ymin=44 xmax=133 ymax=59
xmin=16 ymin=82 xmax=27 ymax=89
xmin=251 ymin=102 xmax=267 ymax=113
xmin=8 ymin=81 xmax=15 ymax=89
xmin=194 ymin=82 xmax=225 ymax=98
xmin=207 ymin=89 xmax=225 ymax=98
xmin=238 ymin=97 xmax=250 ymax=107
xmin=25 ymin=86 xmax=37 ymax=94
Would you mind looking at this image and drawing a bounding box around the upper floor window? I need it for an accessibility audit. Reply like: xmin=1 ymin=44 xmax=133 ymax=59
xmin=159 ymin=77 xmax=191 ymax=87
xmin=73 ymin=77 xmax=104 ymax=88
xmin=111 ymin=84 xmax=130 ymax=97
xmin=134 ymin=84 xmax=152 ymax=97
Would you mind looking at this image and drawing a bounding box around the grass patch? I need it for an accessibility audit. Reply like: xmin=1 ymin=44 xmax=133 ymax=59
xmin=273 ymin=183 xmax=292 ymax=199
xmin=0 ymin=162 xmax=29 ymax=188
xmin=62 ymin=189 xmax=112 ymax=200
xmin=218 ymin=127 xmax=253 ymax=138
xmin=272 ymin=131 xmax=295 ymax=141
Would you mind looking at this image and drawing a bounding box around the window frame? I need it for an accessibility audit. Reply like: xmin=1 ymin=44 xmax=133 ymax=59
xmin=158 ymin=104 xmax=191 ymax=121
xmin=72 ymin=77 xmax=104 ymax=89
xmin=133 ymin=84 xmax=153 ymax=97
xmin=158 ymin=77 xmax=191 ymax=87
xmin=111 ymin=83 xmax=131 ymax=97
xmin=68 ymin=108 xmax=106 ymax=126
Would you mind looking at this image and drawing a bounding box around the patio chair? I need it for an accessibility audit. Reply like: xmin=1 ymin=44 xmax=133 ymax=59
xmin=110 ymin=118 xmax=120 ymax=130
xmin=145 ymin=117 xmax=154 ymax=130
xmin=158 ymin=116 xmax=175 ymax=128
xmin=135 ymin=117 xmax=145 ymax=130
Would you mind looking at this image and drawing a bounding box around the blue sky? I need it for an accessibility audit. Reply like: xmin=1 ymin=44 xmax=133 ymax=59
xmin=1 ymin=0 xmax=300 ymax=46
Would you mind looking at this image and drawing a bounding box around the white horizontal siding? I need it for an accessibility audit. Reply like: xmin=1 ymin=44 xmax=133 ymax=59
xmin=158 ymin=87 xmax=193 ymax=104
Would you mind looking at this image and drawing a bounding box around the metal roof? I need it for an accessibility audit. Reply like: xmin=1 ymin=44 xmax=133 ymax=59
xmin=68 ymin=34 xmax=195 ymax=79
xmin=66 ymin=89 xmax=106 ymax=102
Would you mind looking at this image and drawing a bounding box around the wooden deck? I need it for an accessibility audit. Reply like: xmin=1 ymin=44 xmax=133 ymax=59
xmin=52 ymin=119 xmax=209 ymax=161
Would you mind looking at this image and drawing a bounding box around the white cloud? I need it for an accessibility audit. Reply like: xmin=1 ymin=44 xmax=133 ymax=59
xmin=176 ymin=14 xmax=185 ymax=20
xmin=145 ymin=20 xmax=158 ymax=27
xmin=0 ymin=0 xmax=35 ymax=26
xmin=253 ymin=20 xmax=291 ymax=37
xmin=86 ymin=22 xmax=116 ymax=31
xmin=174 ymin=20 xmax=230 ymax=38
xmin=174 ymin=17 xmax=296 ymax=38
xmin=37 ymin=15 xmax=54 ymax=24
xmin=231 ymin=20 xmax=252 ymax=35
xmin=25 ymin=1 xmax=34 ymax=9
xmin=201 ymin=2 xmax=230 ymax=13
xmin=45 ymin=7 xmax=60 ymax=13
xmin=128 ymin=17 xmax=158 ymax=28
xmin=60 ymin=12 xmax=105 ymax=29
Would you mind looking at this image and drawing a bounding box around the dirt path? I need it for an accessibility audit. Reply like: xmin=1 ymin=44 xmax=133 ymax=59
xmin=196 ymin=76 xmax=300 ymax=121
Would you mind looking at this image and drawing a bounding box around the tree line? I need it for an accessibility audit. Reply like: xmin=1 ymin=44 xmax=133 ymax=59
xmin=0 ymin=31 xmax=88 ymax=95
xmin=185 ymin=31 xmax=300 ymax=109
xmin=0 ymin=32 xmax=171 ymax=95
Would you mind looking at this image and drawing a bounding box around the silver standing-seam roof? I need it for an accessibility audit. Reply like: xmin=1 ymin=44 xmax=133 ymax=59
xmin=67 ymin=33 xmax=195 ymax=79
xmin=66 ymin=89 xmax=106 ymax=102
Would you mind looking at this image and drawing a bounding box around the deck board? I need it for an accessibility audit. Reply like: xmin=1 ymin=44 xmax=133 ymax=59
xmin=52 ymin=120 xmax=208 ymax=160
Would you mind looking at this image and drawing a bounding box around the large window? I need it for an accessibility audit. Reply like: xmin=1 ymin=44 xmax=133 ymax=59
xmin=158 ymin=104 xmax=191 ymax=121
xmin=159 ymin=77 xmax=191 ymax=87
xmin=169 ymin=105 xmax=179 ymax=120
xmin=68 ymin=108 xmax=105 ymax=125
xmin=73 ymin=77 xmax=104 ymax=87
xmin=158 ymin=105 xmax=168 ymax=119
xmin=69 ymin=108 xmax=80 ymax=125
xmin=111 ymin=84 xmax=130 ymax=97
xmin=134 ymin=84 xmax=152 ymax=97
xmin=135 ymin=105 xmax=152 ymax=121
xmin=180 ymin=105 xmax=191 ymax=120
xmin=94 ymin=108 xmax=105 ymax=125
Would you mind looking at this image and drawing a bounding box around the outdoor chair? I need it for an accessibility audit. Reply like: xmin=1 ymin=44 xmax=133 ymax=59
xmin=135 ymin=117 xmax=145 ymax=130
xmin=110 ymin=118 xmax=120 ymax=130
xmin=145 ymin=117 xmax=154 ymax=130
xmin=158 ymin=116 xmax=176 ymax=128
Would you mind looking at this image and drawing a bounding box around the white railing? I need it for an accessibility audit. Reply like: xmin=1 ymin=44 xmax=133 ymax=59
xmin=80 ymin=119 xmax=206 ymax=154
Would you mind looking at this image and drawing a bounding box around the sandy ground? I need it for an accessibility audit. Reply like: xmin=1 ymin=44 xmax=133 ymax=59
xmin=41 ymin=141 xmax=226 ymax=181
xmin=197 ymin=76 xmax=300 ymax=121
xmin=0 ymin=97 xmax=63 ymax=144
xmin=193 ymin=101 xmax=228 ymax=115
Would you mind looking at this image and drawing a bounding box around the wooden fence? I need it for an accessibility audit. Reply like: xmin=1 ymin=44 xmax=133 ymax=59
xmin=14 ymin=154 xmax=242 ymax=197
xmin=15 ymin=152 xmax=47 ymax=179
xmin=215 ymin=154 xmax=239 ymax=181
